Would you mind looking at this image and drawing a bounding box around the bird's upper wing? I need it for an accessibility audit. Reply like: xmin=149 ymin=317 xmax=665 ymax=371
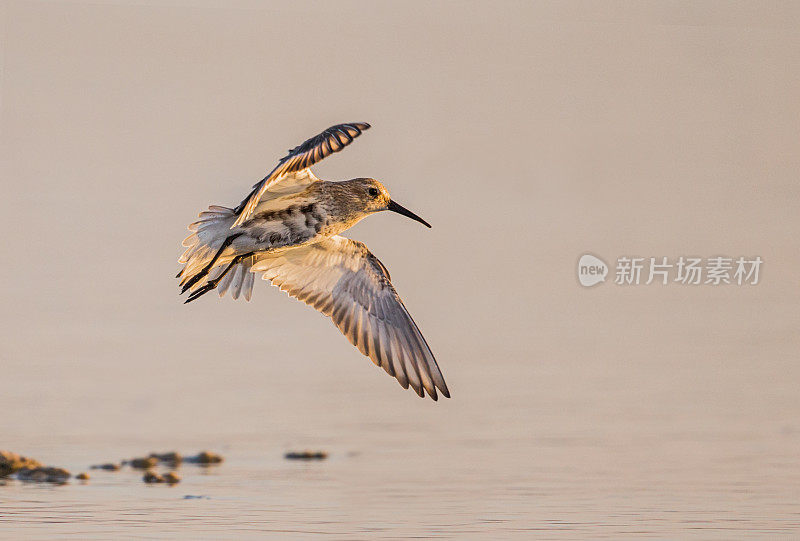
xmin=231 ymin=122 xmax=371 ymax=227
xmin=251 ymin=236 xmax=449 ymax=400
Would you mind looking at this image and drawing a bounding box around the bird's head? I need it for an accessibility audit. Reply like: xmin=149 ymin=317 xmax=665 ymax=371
xmin=344 ymin=178 xmax=431 ymax=228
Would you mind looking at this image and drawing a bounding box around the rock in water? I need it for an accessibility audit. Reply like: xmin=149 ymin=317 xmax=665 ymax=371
xmin=143 ymin=471 xmax=164 ymax=483
xmin=185 ymin=451 xmax=223 ymax=464
xmin=90 ymin=463 xmax=121 ymax=471
xmin=0 ymin=451 xmax=42 ymax=477
xmin=16 ymin=467 xmax=71 ymax=484
xmin=149 ymin=451 xmax=182 ymax=466
xmin=284 ymin=450 xmax=328 ymax=460
xmin=129 ymin=457 xmax=159 ymax=469
xmin=163 ymin=471 xmax=181 ymax=484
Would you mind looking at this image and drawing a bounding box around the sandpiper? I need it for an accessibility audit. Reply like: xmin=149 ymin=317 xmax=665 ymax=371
xmin=177 ymin=123 xmax=449 ymax=400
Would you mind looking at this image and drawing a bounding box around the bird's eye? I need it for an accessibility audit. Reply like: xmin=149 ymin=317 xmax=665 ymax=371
xmin=367 ymin=187 xmax=380 ymax=197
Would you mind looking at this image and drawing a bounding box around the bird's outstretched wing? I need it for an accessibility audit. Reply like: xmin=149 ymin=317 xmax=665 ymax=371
xmin=251 ymin=236 xmax=449 ymax=400
xmin=231 ymin=122 xmax=371 ymax=227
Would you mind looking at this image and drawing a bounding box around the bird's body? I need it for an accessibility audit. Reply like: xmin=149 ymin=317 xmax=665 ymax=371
xmin=225 ymin=180 xmax=387 ymax=256
xmin=177 ymin=123 xmax=449 ymax=400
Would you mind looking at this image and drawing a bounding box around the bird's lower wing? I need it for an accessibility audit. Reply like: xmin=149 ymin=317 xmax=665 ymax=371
xmin=251 ymin=236 xmax=449 ymax=400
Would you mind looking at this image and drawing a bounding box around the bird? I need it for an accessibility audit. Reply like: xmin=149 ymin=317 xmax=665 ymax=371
xmin=177 ymin=122 xmax=449 ymax=400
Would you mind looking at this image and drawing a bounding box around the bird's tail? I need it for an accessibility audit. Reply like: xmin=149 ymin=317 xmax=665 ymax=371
xmin=177 ymin=205 xmax=256 ymax=302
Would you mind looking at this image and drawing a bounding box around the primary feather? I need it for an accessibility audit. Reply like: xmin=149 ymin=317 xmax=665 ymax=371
xmin=232 ymin=123 xmax=370 ymax=227
xmin=251 ymin=236 xmax=449 ymax=400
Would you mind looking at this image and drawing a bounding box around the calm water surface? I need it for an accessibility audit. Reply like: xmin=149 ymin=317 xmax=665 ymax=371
xmin=3 ymin=311 xmax=800 ymax=540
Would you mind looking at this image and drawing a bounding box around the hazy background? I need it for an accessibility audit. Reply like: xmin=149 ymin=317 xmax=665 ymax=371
xmin=1 ymin=1 xmax=799 ymax=538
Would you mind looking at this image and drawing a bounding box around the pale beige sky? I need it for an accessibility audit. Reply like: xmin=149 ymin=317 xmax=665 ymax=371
xmin=1 ymin=0 xmax=798 ymax=424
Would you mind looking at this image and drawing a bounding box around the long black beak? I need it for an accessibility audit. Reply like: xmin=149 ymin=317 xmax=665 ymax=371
xmin=387 ymin=200 xmax=431 ymax=228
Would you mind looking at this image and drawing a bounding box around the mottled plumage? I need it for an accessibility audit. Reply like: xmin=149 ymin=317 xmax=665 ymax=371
xmin=232 ymin=122 xmax=370 ymax=227
xmin=177 ymin=123 xmax=448 ymax=400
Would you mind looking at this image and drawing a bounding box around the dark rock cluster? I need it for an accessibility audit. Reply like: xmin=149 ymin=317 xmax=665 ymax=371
xmin=1 ymin=450 xmax=71 ymax=484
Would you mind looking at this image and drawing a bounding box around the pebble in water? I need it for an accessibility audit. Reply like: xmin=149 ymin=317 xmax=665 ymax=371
xmin=185 ymin=451 xmax=223 ymax=465
xmin=149 ymin=451 xmax=182 ymax=466
xmin=163 ymin=472 xmax=181 ymax=484
xmin=143 ymin=471 xmax=164 ymax=484
xmin=90 ymin=463 xmax=121 ymax=471
xmin=284 ymin=450 xmax=328 ymax=460
xmin=129 ymin=457 xmax=159 ymax=469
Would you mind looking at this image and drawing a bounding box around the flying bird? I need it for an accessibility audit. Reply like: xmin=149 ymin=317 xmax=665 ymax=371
xmin=177 ymin=123 xmax=449 ymax=400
